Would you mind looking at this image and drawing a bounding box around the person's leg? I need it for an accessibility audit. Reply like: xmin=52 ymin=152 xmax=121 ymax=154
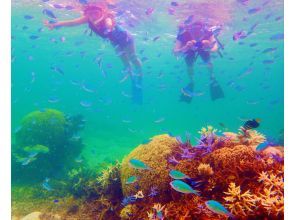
xmin=199 ymin=51 xmax=224 ymax=100
xmin=125 ymin=41 xmax=142 ymax=76
xmin=116 ymin=47 xmax=132 ymax=73
xmin=121 ymin=42 xmax=143 ymax=104
xmin=199 ymin=51 xmax=214 ymax=80
xmin=184 ymin=52 xmax=196 ymax=85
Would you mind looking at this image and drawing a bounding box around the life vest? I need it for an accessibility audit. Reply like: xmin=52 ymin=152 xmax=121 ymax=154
xmin=84 ymin=4 xmax=115 ymax=38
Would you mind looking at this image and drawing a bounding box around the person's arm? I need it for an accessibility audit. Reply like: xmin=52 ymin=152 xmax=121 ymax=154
xmin=105 ymin=17 xmax=113 ymax=30
xmin=202 ymin=35 xmax=218 ymax=52
xmin=174 ymin=40 xmax=196 ymax=55
xmin=44 ymin=16 xmax=88 ymax=30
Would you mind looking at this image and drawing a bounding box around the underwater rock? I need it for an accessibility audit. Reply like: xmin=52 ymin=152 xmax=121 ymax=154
xmin=121 ymin=134 xmax=179 ymax=201
xmin=20 ymin=212 xmax=61 ymax=220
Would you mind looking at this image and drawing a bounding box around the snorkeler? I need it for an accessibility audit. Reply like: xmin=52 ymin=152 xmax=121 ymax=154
xmin=44 ymin=2 xmax=143 ymax=104
xmin=174 ymin=17 xmax=224 ymax=103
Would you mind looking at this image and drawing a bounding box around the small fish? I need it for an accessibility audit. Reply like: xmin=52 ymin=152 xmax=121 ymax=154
xmin=79 ymin=0 xmax=88 ymax=4
xmin=42 ymin=178 xmax=53 ymax=191
xmin=82 ymin=83 xmax=95 ymax=93
xmin=80 ymin=100 xmax=92 ymax=108
xmin=24 ymin=15 xmax=34 ymax=20
xmin=145 ymin=8 xmax=154 ymax=16
xmin=48 ymin=96 xmax=59 ymax=103
xmin=53 ymin=4 xmax=63 ymax=9
xmin=243 ymin=119 xmax=261 ymax=130
xmin=205 ymin=200 xmax=233 ymax=217
xmin=16 ymin=154 xmax=37 ymax=166
xmin=233 ymin=31 xmax=247 ymax=41
xmin=169 ymin=170 xmax=190 ymax=180
xmin=142 ymin=139 xmax=151 ymax=144
xmin=31 ymin=72 xmax=36 ymax=83
xmin=126 ymin=176 xmax=138 ymax=184
xmin=237 ymin=0 xmax=249 ymax=5
xmin=263 ymin=60 xmax=274 ymax=64
xmin=262 ymin=47 xmax=277 ymax=54
xmin=30 ymin=35 xmax=39 ymax=40
xmin=60 ymin=36 xmax=66 ymax=42
xmin=249 ymin=43 xmax=258 ymax=47
xmin=154 ymin=117 xmax=165 ymax=123
xmin=170 ymin=180 xmax=199 ymax=195
xmin=153 ymin=36 xmax=160 ymax=42
xmin=175 ymin=136 xmax=183 ymax=144
xmin=171 ymin=1 xmax=179 ymax=6
xmin=53 ymin=199 xmax=59 ymax=204
xmin=270 ymin=33 xmax=284 ymax=41
xmin=184 ymin=15 xmax=194 ymax=24
xmin=248 ymin=7 xmax=261 ymax=15
xmin=129 ymin=158 xmax=150 ymax=170
xmin=42 ymin=9 xmax=57 ymax=19
xmin=65 ymin=5 xmax=74 ymax=10
xmin=51 ymin=66 xmax=64 ymax=75
xmin=256 ymin=142 xmax=270 ymax=151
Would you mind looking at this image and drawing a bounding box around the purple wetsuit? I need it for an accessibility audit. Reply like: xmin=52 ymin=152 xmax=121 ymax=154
xmin=177 ymin=23 xmax=213 ymax=65
xmin=88 ymin=20 xmax=133 ymax=50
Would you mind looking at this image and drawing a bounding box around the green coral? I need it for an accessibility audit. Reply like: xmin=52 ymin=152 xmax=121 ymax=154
xmin=15 ymin=109 xmax=67 ymax=149
xmin=12 ymin=109 xmax=85 ymax=183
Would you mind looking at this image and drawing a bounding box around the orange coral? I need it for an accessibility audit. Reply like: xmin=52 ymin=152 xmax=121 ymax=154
xmin=120 ymin=134 xmax=179 ymax=201
xmin=223 ymin=182 xmax=257 ymax=217
xmin=256 ymin=172 xmax=284 ymax=217
xmin=197 ymin=163 xmax=214 ymax=176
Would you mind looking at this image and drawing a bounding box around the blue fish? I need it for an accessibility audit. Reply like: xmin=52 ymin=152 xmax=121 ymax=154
xmin=126 ymin=176 xmax=138 ymax=184
xmin=24 ymin=15 xmax=34 ymax=20
xmin=42 ymin=178 xmax=53 ymax=191
xmin=170 ymin=180 xmax=199 ymax=195
xmin=262 ymin=47 xmax=277 ymax=54
xmin=79 ymin=0 xmax=88 ymax=4
xmin=169 ymin=170 xmax=190 ymax=180
xmin=129 ymin=159 xmax=150 ymax=170
xmin=270 ymin=33 xmax=284 ymax=41
xmin=42 ymin=9 xmax=57 ymax=19
xmin=175 ymin=136 xmax=183 ymax=144
xmin=248 ymin=7 xmax=261 ymax=14
xmin=256 ymin=142 xmax=271 ymax=151
xmin=30 ymin=35 xmax=39 ymax=40
xmin=205 ymin=200 xmax=233 ymax=217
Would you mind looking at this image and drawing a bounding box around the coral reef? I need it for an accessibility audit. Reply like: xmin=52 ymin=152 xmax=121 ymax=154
xmin=12 ymin=126 xmax=284 ymax=220
xmin=118 ymin=128 xmax=283 ymax=219
xmin=12 ymin=109 xmax=85 ymax=182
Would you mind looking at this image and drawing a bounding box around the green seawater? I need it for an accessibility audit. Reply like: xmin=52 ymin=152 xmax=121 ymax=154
xmin=12 ymin=0 xmax=283 ymax=185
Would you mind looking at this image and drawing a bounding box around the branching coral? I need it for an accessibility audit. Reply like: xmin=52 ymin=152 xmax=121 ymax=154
xmin=257 ymin=172 xmax=284 ymax=217
xmin=223 ymin=129 xmax=266 ymax=148
xmin=147 ymin=203 xmax=168 ymax=220
xmin=223 ymin=182 xmax=257 ymax=217
xmin=197 ymin=163 xmax=214 ymax=176
xmin=120 ymin=204 xmax=138 ymax=219
xmin=198 ymin=126 xmax=218 ymax=137
xmin=97 ymin=162 xmax=121 ymax=188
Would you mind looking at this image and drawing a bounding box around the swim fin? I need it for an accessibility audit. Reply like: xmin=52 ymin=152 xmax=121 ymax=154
xmin=210 ymin=78 xmax=224 ymax=101
xmin=131 ymin=75 xmax=143 ymax=105
xmin=179 ymin=83 xmax=194 ymax=103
